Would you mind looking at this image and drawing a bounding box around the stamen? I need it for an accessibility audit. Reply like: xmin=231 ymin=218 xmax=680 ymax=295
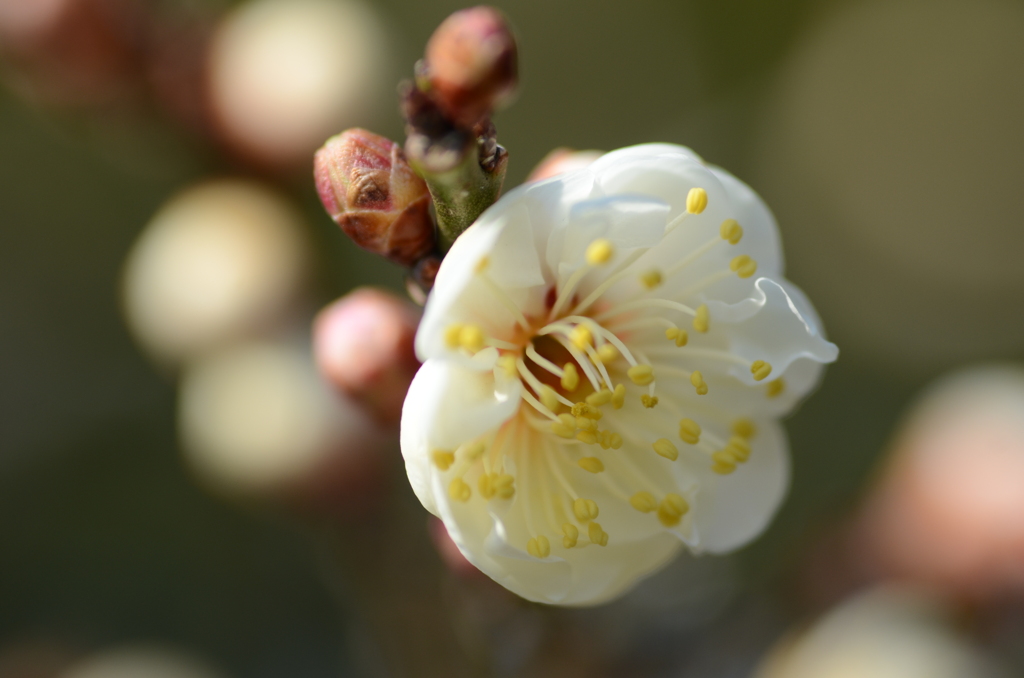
xmin=563 ymin=315 xmax=640 ymax=367
xmin=518 ymin=356 xmax=575 ymax=409
xmin=562 ymin=523 xmax=579 ymax=548
xmin=521 ymin=387 xmax=560 ymax=422
xmin=588 ymin=522 xmax=609 ymax=546
xmin=578 ymin=457 xmax=605 ymax=473
xmin=653 ymin=438 xmax=679 ymax=461
xmin=732 ymin=419 xmax=756 ymax=439
xmin=657 ymin=493 xmax=690 ymax=527
xmin=690 ymin=370 xmax=708 ymax=395
xmin=730 ymin=255 xmax=758 ymax=279
xmin=679 ymin=418 xmax=702 ymax=444
xmin=569 ymin=249 xmax=647 ymax=315
xmin=766 ymin=378 xmax=785 ymax=398
xmin=495 ymin=354 xmax=518 ymax=378
xmin=552 ymin=413 xmax=577 ymax=438
xmin=432 ymin=450 xmax=455 ymax=470
xmin=448 ymin=478 xmax=471 ymax=502
xmin=585 ymin=238 xmax=614 ymax=265
xmin=686 ymin=187 xmax=708 ymax=214
xmin=663 ymin=234 xmax=724 ymax=279
xmin=573 ymin=497 xmax=599 ymax=521
xmin=641 ymin=394 xmax=659 ymax=408
xmin=665 ymin=326 xmax=689 ymax=347
xmin=751 ymin=360 xmax=772 ymax=381
xmin=561 ymin=362 xmax=580 ymax=391
xmin=569 ymin=324 xmax=593 ymax=349
xmin=629 ymin=491 xmax=657 ymax=513
xmin=726 ymin=436 xmax=751 ymax=462
xmin=628 ymin=364 xmax=655 ymax=386
xmin=597 ymin=343 xmax=618 ymax=363
xmin=576 ymin=431 xmax=598 ymax=445
xmin=711 ymin=450 xmax=738 ymax=475
xmin=693 ymin=304 xmax=709 ymax=333
xmin=720 ymin=219 xmax=743 ymax=244
xmin=612 ymin=384 xmax=626 ymax=409
xmin=640 ymin=269 xmax=663 ymax=289
xmin=527 ymin=535 xmax=550 ymax=558
xmin=595 ymin=298 xmax=698 ymax=323
xmin=586 ymin=389 xmax=613 ymax=407
xmin=575 ymin=416 xmax=598 ymax=432
xmin=540 ymin=386 xmax=561 ymax=411
xmin=525 ymin=343 xmax=564 ymax=379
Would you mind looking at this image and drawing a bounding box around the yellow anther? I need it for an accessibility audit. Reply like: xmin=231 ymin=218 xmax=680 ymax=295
xmin=478 ymin=473 xmax=497 ymax=500
xmin=576 ymin=416 xmax=598 ymax=432
xmin=561 ymin=363 xmax=579 ymax=391
xmin=653 ymin=438 xmax=679 ymax=461
xmin=665 ymin=327 xmax=679 ymax=340
xmin=679 ymin=418 xmax=702 ymax=444
xmin=612 ymin=383 xmax=626 ymax=409
xmin=448 ymin=478 xmax=471 ymax=502
xmin=572 ymin=402 xmax=601 ymax=419
xmin=551 ymin=421 xmax=576 ymax=438
xmin=527 ymin=535 xmax=550 ymax=558
xmin=726 ymin=436 xmax=751 ymax=462
xmin=630 ymin=491 xmax=657 ymax=513
xmin=720 ymin=219 xmax=743 ymax=244
xmin=586 ymin=388 xmax=612 ymax=407
xmin=459 ymin=324 xmax=485 ymax=352
xmin=598 ymin=344 xmax=619 ymax=364
xmin=641 ymin=394 xmax=659 ymax=408
xmin=766 ymin=378 xmax=785 ymax=398
xmin=598 ymin=430 xmax=611 ymax=449
xmin=675 ymin=329 xmax=689 ymax=347
xmin=496 ymin=354 xmax=517 ymax=378
xmin=570 ymin=324 xmax=593 ymax=349
xmin=588 ymin=521 xmax=609 ymax=546
xmin=657 ymin=493 xmax=690 ymax=526
xmin=690 ymin=370 xmax=708 ymax=396
xmin=444 ymin=324 xmax=463 ymax=349
xmin=562 ymin=523 xmax=579 ymax=548
xmin=464 ymin=441 xmax=486 ymax=460
xmin=559 ymin=413 xmax=576 ymax=427
xmin=474 ymin=255 xmax=490 ymax=273
xmin=573 ymin=498 xmax=599 ymax=522
xmin=711 ymin=450 xmax=738 ymax=475
xmin=585 ymin=238 xmax=614 ymax=265
xmin=609 ymin=433 xmax=623 ymax=449
xmin=686 ymin=187 xmax=708 ymax=214
xmin=540 ymin=385 xmax=561 ymax=412
xmin=578 ymin=456 xmax=605 ymax=473
xmin=732 ymin=418 xmax=756 ymax=439
xmin=431 ymin=450 xmax=455 ymax=471
xmin=493 ymin=474 xmax=515 ymax=499
xmin=750 ymin=360 xmax=772 ymax=381
xmin=628 ymin=364 xmax=654 ymax=386
xmin=730 ymin=254 xmax=757 ymax=279
xmin=576 ymin=429 xmax=598 ymax=445
xmin=693 ymin=304 xmax=709 ymax=333
xmin=640 ymin=269 xmax=663 ymax=289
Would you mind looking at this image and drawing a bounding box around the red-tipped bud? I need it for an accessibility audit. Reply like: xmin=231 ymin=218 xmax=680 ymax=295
xmin=526 ymin=148 xmax=603 ymax=182
xmin=423 ymin=6 xmax=517 ymax=129
xmin=314 ymin=129 xmax=435 ymax=267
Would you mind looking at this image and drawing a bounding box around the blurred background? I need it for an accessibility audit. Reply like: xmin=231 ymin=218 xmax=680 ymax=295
xmin=2 ymin=0 xmax=1023 ymax=676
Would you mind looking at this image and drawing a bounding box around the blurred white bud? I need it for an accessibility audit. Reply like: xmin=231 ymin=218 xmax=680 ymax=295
xmin=178 ymin=340 xmax=388 ymax=508
xmin=122 ymin=180 xmax=309 ymax=366
xmin=60 ymin=646 xmax=225 ymax=678
xmin=756 ymin=587 xmax=1010 ymax=678
xmin=207 ymin=0 xmax=389 ymax=168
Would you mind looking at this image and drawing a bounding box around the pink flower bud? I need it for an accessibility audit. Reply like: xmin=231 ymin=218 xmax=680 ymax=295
xmin=314 ymin=129 xmax=435 ymax=267
xmin=526 ymin=147 xmax=603 ymax=182
xmin=423 ymin=6 xmax=517 ymax=129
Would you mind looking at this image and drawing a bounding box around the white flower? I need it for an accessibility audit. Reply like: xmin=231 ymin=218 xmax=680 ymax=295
xmin=401 ymin=143 xmax=838 ymax=605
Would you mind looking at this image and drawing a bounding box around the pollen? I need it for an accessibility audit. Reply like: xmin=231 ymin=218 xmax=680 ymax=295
xmin=686 ymin=187 xmax=708 ymax=214
xmin=693 ymin=304 xmax=710 ymax=333
xmin=653 ymin=438 xmax=679 ymax=461
xmin=578 ymin=457 xmax=605 ymax=473
xmin=597 ymin=343 xmax=619 ymax=363
xmin=720 ymin=219 xmax=743 ymax=244
xmin=585 ymin=238 xmax=614 ymax=265
xmin=576 ymin=431 xmax=599 ymax=445
xmin=751 ymin=360 xmax=772 ymax=381
xmin=431 ymin=450 xmax=455 ymax=471
xmin=726 ymin=436 xmax=751 ymax=462
xmin=570 ymin=324 xmax=593 ymax=349
xmin=641 ymin=394 xmax=659 ymax=408
xmin=679 ymin=418 xmax=702 ymax=444
xmin=609 ymin=432 xmax=623 ymax=449
xmin=478 ymin=473 xmax=497 ymax=499
xmin=527 ymin=535 xmax=550 ymax=558
xmin=572 ymin=402 xmax=602 ymax=419
xmin=628 ymin=364 xmax=655 ymax=386
xmin=562 ymin=523 xmax=579 ymax=548
xmin=561 ymin=363 xmax=580 ymax=391
xmin=730 ymin=255 xmax=757 ymax=279
xmin=690 ymin=371 xmax=708 ymax=396
xmin=496 ymin=355 xmax=517 ymax=378
xmin=612 ymin=383 xmax=626 ymax=409
xmin=444 ymin=324 xmax=463 ymax=349
xmin=732 ymin=418 xmax=756 ymax=439
xmin=586 ymin=388 xmax=613 ymax=407
xmin=576 ymin=416 xmax=598 ymax=431
xmin=573 ymin=498 xmax=599 ymax=522
xmin=630 ymin=491 xmax=657 ymax=513
xmin=448 ymin=478 xmax=471 ymax=502
xmin=640 ymin=269 xmax=663 ymax=289
xmin=494 ymin=474 xmax=515 ymax=498
xmin=657 ymin=493 xmax=690 ymax=527
xmin=766 ymin=378 xmax=785 ymax=398
xmin=675 ymin=330 xmax=688 ymax=347
xmin=665 ymin=327 xmax=679 ymax=340
xmin=458 ymin=324 xmax=485 ymax=352
xmin=711 ymin=450 xmax=738 ymax=475
xmin=588 ymin=522 xmax=609 ymax=546
xmin=540 ymin=385 xmax=560 ymax=412
xmin=552 ymin=420 xmax=576 ymax=438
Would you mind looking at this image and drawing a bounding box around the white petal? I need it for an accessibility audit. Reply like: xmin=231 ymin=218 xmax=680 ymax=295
xmin=706 ymin=164 xmax=784 ymax=278
xmin=400 ymin=359 xmax=521 ymax=515
xmin=691 ymin=418 xmax=790 ymax=553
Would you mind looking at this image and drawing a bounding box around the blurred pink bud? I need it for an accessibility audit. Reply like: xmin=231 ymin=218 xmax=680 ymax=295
xmin=423 ymin=6 xmax=517 ymax=129
xmin=857 ymin=365 xmax=1024 ymax=601
xmin=314 ymin=129 xmax=435 ymax=267
xmin=313 ymin=288 xmax=420 ymax=424
xmin=526 ymin=148 xmax=603 ymax=182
